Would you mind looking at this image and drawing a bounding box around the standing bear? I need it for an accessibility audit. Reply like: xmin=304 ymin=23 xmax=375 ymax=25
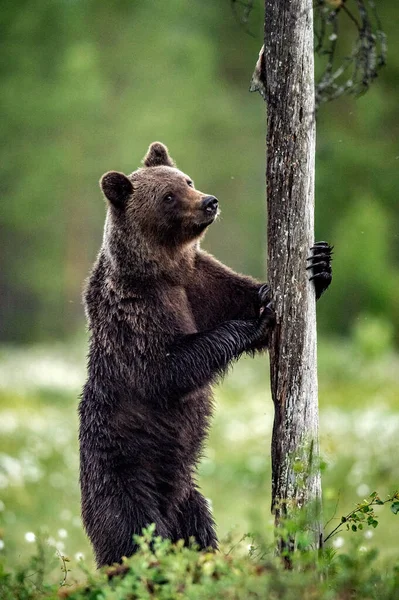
xmin=79 ymin=142 xmax=332 ymax=567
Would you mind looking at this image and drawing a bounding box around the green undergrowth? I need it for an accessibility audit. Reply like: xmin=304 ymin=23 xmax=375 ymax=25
xmin=1 ymin=528 xmax=399 ymax=600
xmin=1 ymin=340 xmax=398 ymax=596
xmin=1 ymin=340 xmax=399 ymax=569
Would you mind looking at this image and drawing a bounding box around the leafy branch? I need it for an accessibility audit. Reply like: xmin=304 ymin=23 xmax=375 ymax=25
xmin=324 ymin=491 xmax=399 ymax=544
xmin=56 ymin=550 xmax=71 ymax=588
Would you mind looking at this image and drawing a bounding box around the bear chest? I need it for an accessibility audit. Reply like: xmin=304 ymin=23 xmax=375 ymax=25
xmin=161 ymin=286 xmax=197 ymax=335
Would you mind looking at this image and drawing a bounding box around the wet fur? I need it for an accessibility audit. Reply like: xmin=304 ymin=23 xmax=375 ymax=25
xmin=79 ymin=142 xmax=330 ymax=567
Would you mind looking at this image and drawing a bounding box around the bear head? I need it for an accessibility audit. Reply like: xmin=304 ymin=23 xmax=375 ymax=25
xmin=100 ymin=142 xmax=219 ymax=249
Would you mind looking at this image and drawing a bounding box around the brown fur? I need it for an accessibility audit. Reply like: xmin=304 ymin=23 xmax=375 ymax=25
xmin=79 ymin=142 xmax=276 ymax=567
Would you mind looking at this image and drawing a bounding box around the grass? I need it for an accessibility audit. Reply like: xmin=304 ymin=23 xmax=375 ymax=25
xmin=2 ymin=528 xmax=399 ymax=599
xmin=0 ymin=334 xmax=398 ymax=594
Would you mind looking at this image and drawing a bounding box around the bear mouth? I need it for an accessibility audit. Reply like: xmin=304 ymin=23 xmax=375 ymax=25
xmin=191 ymin=208 xmax=219 ymax=236
xmin=192 ymin=218 xmax=215 ymax=235
xmin=201 ymin=211 xmax=218 ymax=227
xmin=202 ymin=207 xmax=219 ymax=223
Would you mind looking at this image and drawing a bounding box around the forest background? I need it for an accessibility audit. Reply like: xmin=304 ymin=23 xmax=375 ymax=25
xmin=0 ymin=0 xmax=398 ymax=576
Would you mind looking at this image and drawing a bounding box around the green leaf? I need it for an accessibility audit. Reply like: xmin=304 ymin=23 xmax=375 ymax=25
xmin=390 ymin=502 xmax=399 ymax=515
xmin=372 ymin=520 xmax=379 ymax=528
xmin=351 ymin=524 xmax=357 ymax=532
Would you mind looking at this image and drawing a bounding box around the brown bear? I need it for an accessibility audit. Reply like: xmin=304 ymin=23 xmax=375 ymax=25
xmin=79 ymin=142 xmax=332 ymax=567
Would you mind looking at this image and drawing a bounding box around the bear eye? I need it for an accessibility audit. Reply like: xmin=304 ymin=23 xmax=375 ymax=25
xmin=164 ymin=193 xmax=175 ymax=203
xmin=186 ymin=180 xmax=193 ymax=188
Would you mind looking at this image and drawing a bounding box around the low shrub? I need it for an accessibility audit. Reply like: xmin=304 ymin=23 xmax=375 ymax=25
xmin=1 ymin=526 xmax=399 ymax=600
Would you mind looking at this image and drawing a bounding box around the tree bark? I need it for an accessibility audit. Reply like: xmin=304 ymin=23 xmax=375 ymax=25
xmin=263 ymin=0 xmax=322 ymax=559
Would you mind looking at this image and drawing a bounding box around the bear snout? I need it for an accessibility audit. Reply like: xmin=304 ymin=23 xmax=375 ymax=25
xmin=201 ymin=196 xmax=219 ymax=215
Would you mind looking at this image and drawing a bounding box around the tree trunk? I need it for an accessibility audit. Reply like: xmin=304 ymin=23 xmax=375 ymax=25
xmin=263 ymin=0 xmax=322 ymax=560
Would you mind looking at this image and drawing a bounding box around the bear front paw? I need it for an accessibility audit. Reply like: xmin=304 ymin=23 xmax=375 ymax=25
xmin=258 ymin=300 xmax=276 ymax=333
xmin=258 ymin=283 xmax=272 ymax=309
xmin=306 ymin=241 xmax=333 ymax=300
xmin=248 ymin=300 xmax=275 ymax=352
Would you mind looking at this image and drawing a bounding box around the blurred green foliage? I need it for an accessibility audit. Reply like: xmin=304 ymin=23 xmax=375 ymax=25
xmin=2 ymin=526 xmax=399 ymax=599
xmin=0 ymin=343 xmax=398 ymax=571
xmin=1 ymin=3 xmax=398 ymax=594
xmin=1 ymin=0 xmax=398 ymax=344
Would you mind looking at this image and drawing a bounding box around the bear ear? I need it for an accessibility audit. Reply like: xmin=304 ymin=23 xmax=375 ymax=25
xmin=143 ymin=142 xmax=175 ymax=168
xmin=100 ymin=171 xmax=133 ymax=208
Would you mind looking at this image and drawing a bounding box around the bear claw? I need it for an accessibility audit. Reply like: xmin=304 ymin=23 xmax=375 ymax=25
xmin=307 ymin=242 xmax=333 ymax=300
xmin=258 ymin=283 xmax=271 ymax=306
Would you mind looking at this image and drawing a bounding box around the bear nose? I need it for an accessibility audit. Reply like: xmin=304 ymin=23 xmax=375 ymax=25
xmin=202 ymin=196 xmax=219 ymax=215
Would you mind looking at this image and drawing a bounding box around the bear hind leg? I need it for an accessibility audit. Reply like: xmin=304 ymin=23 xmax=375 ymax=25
xmin=173 ymin=488 xmax=218 ymax=551
xmin=87 ymin=500 xmax=172 ymax=568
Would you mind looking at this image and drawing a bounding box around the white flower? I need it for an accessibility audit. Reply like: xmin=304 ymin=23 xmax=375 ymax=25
xmin=58 ymin=529 xmax=68 ymax=539
xmin=55 ymin=541 xmax=65 ymax=552
xmin=332 ymin=536 xmax=344 ymax=549
xmin=356 ymin=483 xmax=370 ymax=497
xmin=25 ymin=532 xmax=36 ymax=543
xmin=365 ymin=530 xmax=373 ymax=539
xmin=75 ymin=552 xmax=85 ymax=561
